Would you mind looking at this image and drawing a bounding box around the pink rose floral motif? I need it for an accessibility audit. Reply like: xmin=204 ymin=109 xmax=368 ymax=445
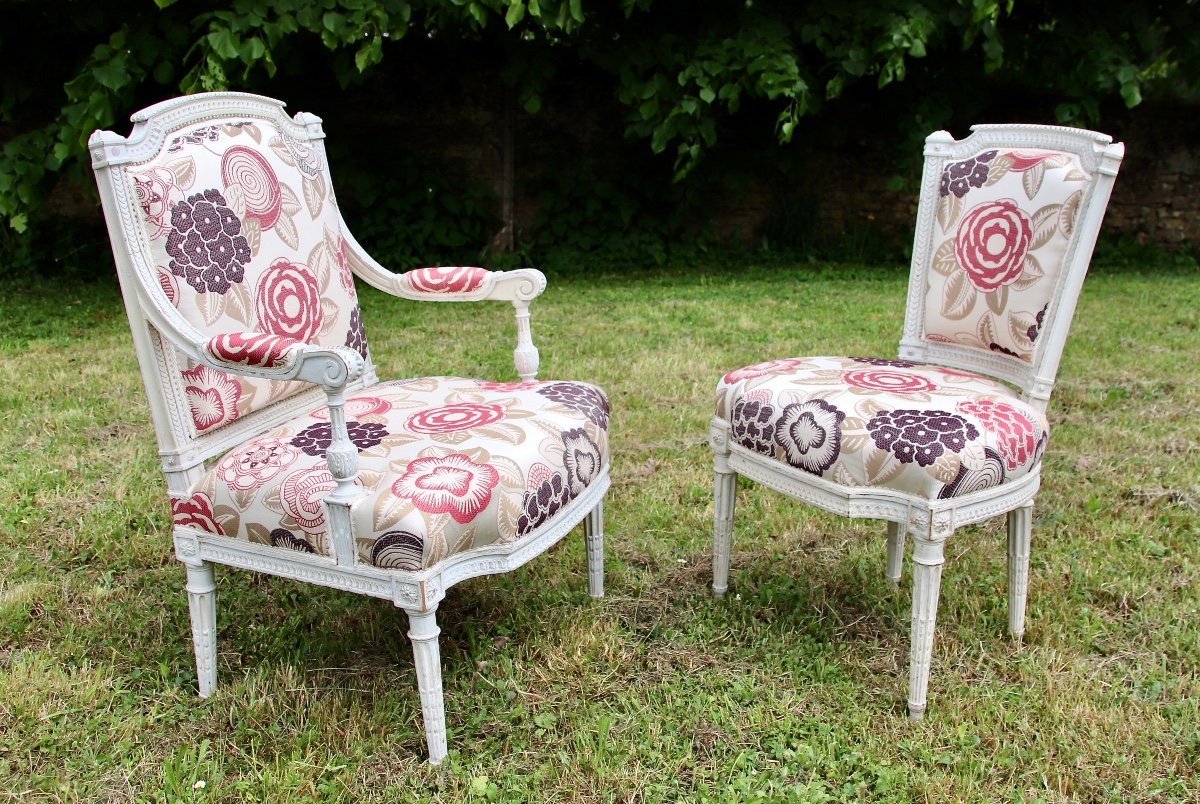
xmin=954 ymin=199 xmax=1034 ymax=292
xmin=406 ymin=403 xmax=506 ymax=434
xmin=405 ymin=266 xmax=489 ymax=293
xmin=280 ymin=467 xmax=338 ymax=534
xmin=156 ymin=267 xmax=179 ymax=306
xmin=171 ymin=492 xmax=224 ymax=536
xmin=221 ymin=146 xmax=282 ymax=229
xmin=255 ymin=259 xmax=324 ymax=342
xmin=474 ymin=380 xmax=542 ymax=392
xmin=309 ymin=396 xmax=392 ymax=421
xmin=216 ymin=437 xmax=299 ymax=491
xmin=181 ymin=364 xmax=243 ymax=432
xmin=842 ymin=369 xmax=939 ymax=394
xmin=723 ymin=358 xmax=810 ymax=385
xmin=956 ymin=399 xmax=1041 ymax=470
xmin=334 ymin=236 xmax=355 ymax=294
xmin=205 ymin=332 xmax=302 ymax=370
xmin=133 ymin=167 xmax=179 ymax=238
xmin=391 ymin=454 xmax=500 ymax=524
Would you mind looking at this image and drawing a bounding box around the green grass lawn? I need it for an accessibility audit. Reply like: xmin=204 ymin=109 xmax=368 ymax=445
xmin=1 ymin=261 xmax=1197 ymax=802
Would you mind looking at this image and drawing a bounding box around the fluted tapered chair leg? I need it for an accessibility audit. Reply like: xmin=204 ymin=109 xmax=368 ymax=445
xmin=406 ymin=607 xmax=447 ymax=765
xmin=886 ymin=521 xmax=905 ymax=586
xmin=907 ymin=536 xmax=946 ymax=720
xmin=585 ymin=501 xmax=605 ymax=599
xmin=185 ymin=561 xmax=218 ymax=698
xmin=1007 ymin=503 xmax=1033 ymax=641
xmin=712 ymin=470 xmax=737 ymax=599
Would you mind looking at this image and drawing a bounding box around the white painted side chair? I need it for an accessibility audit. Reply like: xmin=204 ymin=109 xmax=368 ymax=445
xmin=710 ymin=125 xmax=1123 ymax=718
xmin=89 ymin=92 xmax=610 ymax=764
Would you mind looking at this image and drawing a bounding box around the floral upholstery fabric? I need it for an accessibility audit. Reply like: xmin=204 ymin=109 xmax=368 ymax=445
xmin=717 ymin=357 xmax=1048 ymax=500
xmin=172 ymin=377 xmax=610 ymax=570
xmin=926 ymin=148 xmax=1094 ymax=362
xmin=121 ymin=119 xmax=365 ymax=436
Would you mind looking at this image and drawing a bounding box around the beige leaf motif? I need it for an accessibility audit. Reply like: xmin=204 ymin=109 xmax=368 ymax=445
xmin=225 ymin=281 xmax=254 ymax=326
xmin=1044 ymin=154 xmax=1072 ymax=169
xmin=937 ymin=193 xmax=963 ymax=234
xmin=279 ymin=183 xmax=303 ymax=217
xmin=498 ymin=491 xmax=523 ymax=544
xmin=424 ymin=517 xmax=448 ymax=567
xmin=957 ymin=439 xmax=986 ymax=471
xmin=213 ymin=504 xmax=241 ymax=537
xmin=229 ymin=483 xmax=257 ymax=513
xmin=241 ymin=217 xmax=262 ymax=257
xmin=864 ymin=447 xmax=904 ymax=486
xmin=223 ymin=183 xmax=246 ymax=218
xmin=927 ymin=453 xmax=960 ymax=484
xmin=1022 ymin=162 xmax=1046 ymax=200
xmin=931 ymin=239 xmax=958 ymax=276
xmin=1029 ymin=203 xmax=1061 ymax=251
xmin=244 ymin=123 xmax=263 ymax=144
xmin=303 ymin=175 xmax=326 ymax=219
xmin=269 ymin=136 xmax=294 ymax=166
xmin=1012 ymin=253 xmax=1044 ymax=292
xmin=477 ymin=421 xmax=528 ymax=445
xmin=831 ymin=462 xmax=859 ymax=487
xmin=941 ymin=269 xmax=977 ymax=321
xmin=318 ymin=297 xmax=340 ymax=337
xmin=976 ymin=311 xmax=999 ymax=348
xmin=840 ymin=432 xmax=870 ymax=457
xmin=165 ymin=157 xmax=196 ymax=190
xmin=274 ymin=211 xmax=299 ymax=251
xmin=196 ymin=289 xmax=228 ymax=326
xmin=985 ymin=154 xmax=1014 ymax=186
xmin=373 ymin=490 xmax=416 ymax=533
xmin=1009 ymin=311 xmax=1036 ymax=353
xmin=356 ymin=469 xmax=386 ymax=491
xmin=985 ymin=284 xmax=1009 ymax=317
xmin=1059 ymin=190 xmax=1082 ymax=237
xmin=246 ymin=522 xmax=271 ymax=545
xmin=1063 ymin=168 xmax=1089 ymax=182
xmin=266 ymin=379 xmax=299 ymax=402
xmin=452 ymin=525 xmax=479 ymax=555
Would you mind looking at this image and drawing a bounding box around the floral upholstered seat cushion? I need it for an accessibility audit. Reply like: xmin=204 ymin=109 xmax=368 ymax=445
xmin=173 ymin=377 xmax=610 ymax=570
xmin=717 ymin=357 xmax=1048 ymax=500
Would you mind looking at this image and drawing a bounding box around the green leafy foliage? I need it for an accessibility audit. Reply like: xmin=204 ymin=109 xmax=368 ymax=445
xmin=1 ymin=0 xmax=1198 ymax=260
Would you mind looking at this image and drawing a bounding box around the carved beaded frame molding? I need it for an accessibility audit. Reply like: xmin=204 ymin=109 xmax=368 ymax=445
xmin=712 ymin=125 xmax=1123 ymax=541
xmin=90 ymin=91 xmax=605 ymax=613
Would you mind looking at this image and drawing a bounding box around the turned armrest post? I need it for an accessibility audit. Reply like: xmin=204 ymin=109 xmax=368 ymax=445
xmin=512 ymin=301 xmax=540 ymax=381
xmin=322 ymin=387 xmax=362 ymax=565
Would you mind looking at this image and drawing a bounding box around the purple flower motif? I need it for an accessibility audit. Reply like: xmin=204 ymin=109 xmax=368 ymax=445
xmin=939 ymin=150 xmax=998 ymax=198
xmin=1027 ymin=304 xmax=1048 ymax=344
xmin=937 ymin=448 xmax=1006 ymax=498
xmin=290 ymin=420 xmax=389 ymax=456
xmin=561 ymin=428 xmax=602 ymax=497
xmin=850 ymin=357 xmax=919 ymax=368
xmin=868 ymin=409 xmax=979 ymax=467
xmin=537 ymin=383 xmax=610 ymax=430
xmin=345 ymin=305 xmax=369 ymax=359
xmin=774 ymin=399 xmax=846 ymax=475
xmin=517 ymin=472 xmax=570 ymax=537
xmin=270 ymin=527 xmax=315 ymax=553
xmin=165 ymin=189 xmax=251 ymax=294
xmin=166 ymin=125 xmax=220 ymax=153
xmin=731 ymin=398 xmax=777 ymax=456
xmin=989 ymin=343 xmax=1021 ymax=359
xmin=372 ymin=530 xmax=424 ymax=570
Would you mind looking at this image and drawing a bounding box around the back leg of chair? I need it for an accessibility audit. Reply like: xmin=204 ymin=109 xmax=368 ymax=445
xmin=406 ymin=607 xmax=448 ymax=765
xmin=585 ymin=501 xmax=605 ymax=599
xmin=1007 ymin=502 xmax=1033 ymax=641
xmin=185 ymin=561 xmax=218 ymax=698
xmin=907 ymin=535 xmax=946 ymax=720
xmin=886 ymin=521 xmax=905 ymax=586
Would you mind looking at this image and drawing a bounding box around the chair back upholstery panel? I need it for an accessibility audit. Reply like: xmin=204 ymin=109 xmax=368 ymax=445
xmin=900 ymin=125 xmax=1123 ymax=405
xmin=92 ymin=94 xmax=373 ymax=472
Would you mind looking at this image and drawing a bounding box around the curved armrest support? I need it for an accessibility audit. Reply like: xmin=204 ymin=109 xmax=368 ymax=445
xmin=339 ymin=219 xmax=545 ymax=379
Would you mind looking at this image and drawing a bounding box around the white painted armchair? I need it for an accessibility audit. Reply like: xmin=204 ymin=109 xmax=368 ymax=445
xmin=89 ymin=92 xmax=610 ymax=764
xmin=710 ymin=125 xmax=1123 ymax=718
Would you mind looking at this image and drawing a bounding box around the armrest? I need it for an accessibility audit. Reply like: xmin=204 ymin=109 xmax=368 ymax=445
xmin=338 ymin=217 xmax=547 ymax=303
xmin=202 ymin=331 xmax=364 ymax=388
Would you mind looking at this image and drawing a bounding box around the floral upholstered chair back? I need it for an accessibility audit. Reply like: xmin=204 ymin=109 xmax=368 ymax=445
xmin=899 ymin=125 xmax=1124 ymax=409
xmin=95 ymin=94 xmax=367 ymax=458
